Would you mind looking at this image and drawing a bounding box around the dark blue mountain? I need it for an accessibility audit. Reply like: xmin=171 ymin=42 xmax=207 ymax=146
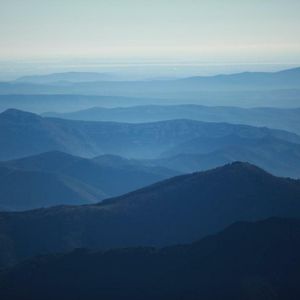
xmin=1 ymin=217 xmax=300 ymax=300
xmin=1 ymin=162 xmax=300 ymax=267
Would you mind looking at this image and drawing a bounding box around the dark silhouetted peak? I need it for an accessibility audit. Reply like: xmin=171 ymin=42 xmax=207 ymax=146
xmin=180 ymin=161 xmax=272 ymax=185
xmin=213 ymin=161 xmax=269 ymax=175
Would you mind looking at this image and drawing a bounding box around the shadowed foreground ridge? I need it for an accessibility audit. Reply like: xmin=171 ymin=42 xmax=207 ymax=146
xmin=1 ymin=217 xmax=300 ymax=300
xmin=1 ymin=162 xmax=300 ymax=267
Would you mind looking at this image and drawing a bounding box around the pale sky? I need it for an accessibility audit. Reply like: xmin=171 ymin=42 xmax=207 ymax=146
xmin=1 ymin=0 xmax=300 ymax=63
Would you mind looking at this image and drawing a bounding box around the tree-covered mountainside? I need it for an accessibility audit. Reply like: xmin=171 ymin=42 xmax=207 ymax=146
xmin=1 ymin=217 xmax=300 ymax=300
xmin=1 ymin=162 xmax=300 ymax=267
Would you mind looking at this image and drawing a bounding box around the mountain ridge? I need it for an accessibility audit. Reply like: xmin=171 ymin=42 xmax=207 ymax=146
xmin=1 ymin=162 xmax=300 ymax=267
xmin=0 ymin=150 xmax=176 ymax=211
xmin=1 ymin=108 xmax=300 ymax=161
xmin=42 ymin=104 xmax=300 ymax=135
xmin=1 ymin=217 xmax=300 ymax=300
xmin=14 ymin=66 xmax=300 ymax=84
xmin=1 ymin=67 xmax=300 ymax=107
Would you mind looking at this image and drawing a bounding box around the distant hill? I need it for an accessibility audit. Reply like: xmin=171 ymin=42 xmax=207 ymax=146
xmin=1 ymin=217 xmax=300 ymax=300
xmin=43 ymin=104 xmax=300 ymax=135
xmin=1 ymin=109 xmax=299 ymax=161
xmin=180 ymin=66 xmax=300 ymax=87
xmin=0 ymin=151 xmax=175 ymax=211
xmin=16 ymin=67 xmax=300 ymax=85
xmin=1 ymin=162 xmax=300 ymax=267
xmin=8 ymin=67 xmax=300 ymax=90
xmin=0 ymin=166 xmax=106 ymax=211
xmin=2 ymin=109 xmax=300 ymax=178
xmin=147 ymin=135 xmax=300 ymax=178
xmin=15 ymin=72 xmax=117 ymax=83
xmin=1 ymin=67 xmax=300 ymax=107
xmin=0 ymin=94 xmax=162 ymax=114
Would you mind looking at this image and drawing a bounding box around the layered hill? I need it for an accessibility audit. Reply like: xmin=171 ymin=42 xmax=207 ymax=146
xmin=2 ymin=67 xmax=300 ymax=93
xmin=0 ymin=151 xmax=175 ymax=211
xmin=44 ymin=105 xmax=300 ymax=135
xmin=0 ymin=166 xmax=105 ymax=211
xmin=146 ymin=135 xmax=300 ymax=178
xmin=1 ymin=109 xmax=299 ymax=161
xmin=1 ymin=217 xmax=300 ymax=300
xmin=1 ymin=162 xmax=300 ymax=267
xmin=15 ymin=72 xmax=117 ymax=84
xmin=0 ymin=94 xmax=155 ymax=113
xmin=3 ymin=108 xmax=300 ymax=177
xmin=1 ymin=67 xmax=300 ymax=107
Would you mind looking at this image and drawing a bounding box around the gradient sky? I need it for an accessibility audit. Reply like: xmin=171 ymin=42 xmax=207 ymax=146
xmin=1 ymin=0 xmax=300 ymax=63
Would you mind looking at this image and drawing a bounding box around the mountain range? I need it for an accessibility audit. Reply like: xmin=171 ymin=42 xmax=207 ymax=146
xmin=1 ymin=162 xmax=300 ymax=268
xmin=43 ymin=104 xmax=300 ymax=135
xmin=15 ymin=67 xmax=300 ymax=86
xmin=146 ymin=135 xmax=300 ymax=178
xmin=0 ymin=151 xmax=175 ymax=211
xmin=15 ymin=72 xmax=118 ymax=84
xmin=0 ymin=94 xmax=159 ymax=113
xmin=1 ymin=67 xmax=300 ymax=107
xmin=2 ymin=108 xmax=300 ymax=178
xmin=6 ymin=67 xmax=300 ymax=91
xmin=1 ymin=108 xmax=299 ymax=160
xmin=1 ymin=67 xmax=300 ymax=298
xmin=1 ymin=217 xmax=299 ymax=300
